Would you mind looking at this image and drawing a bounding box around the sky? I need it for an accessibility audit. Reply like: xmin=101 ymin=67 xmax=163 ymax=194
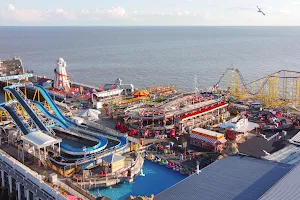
xmin=0 ymin=0 xmax=300 ymax=26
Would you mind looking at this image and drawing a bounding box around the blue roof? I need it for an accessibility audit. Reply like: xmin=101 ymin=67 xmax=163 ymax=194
xmin=155 ymin=156 xmax=294 ymax=200
xmin=260 ymin=164 xmax=300 ymax=200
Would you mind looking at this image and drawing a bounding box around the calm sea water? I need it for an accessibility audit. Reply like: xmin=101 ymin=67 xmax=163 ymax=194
xmin=0 ymin=26 xmax=300 ymax=91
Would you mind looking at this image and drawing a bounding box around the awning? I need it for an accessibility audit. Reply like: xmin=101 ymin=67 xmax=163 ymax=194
xmin=190 ymin=133 xmax=217 ymax=144
xmin=21 ymin=131 xmax=62 ymax=149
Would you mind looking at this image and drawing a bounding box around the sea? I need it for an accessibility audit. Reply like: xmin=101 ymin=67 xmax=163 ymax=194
xmin=0 ymin=26 xmax=300 ymax=91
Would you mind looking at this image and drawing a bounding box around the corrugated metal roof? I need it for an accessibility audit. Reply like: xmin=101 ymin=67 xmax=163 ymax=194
xmin=290 ymin=131 xmax=300 ymax=144
xmin=155 ymin=156 xmax=294 ymax=200
xmin=259 ymin=164 xmax=300 ymax=200
xmin=263 ymin=144 xmax=300 ymax=165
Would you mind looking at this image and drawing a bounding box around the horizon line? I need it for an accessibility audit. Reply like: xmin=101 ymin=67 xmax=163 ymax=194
xmin=1 ymin=25 xmax=300 ymax=27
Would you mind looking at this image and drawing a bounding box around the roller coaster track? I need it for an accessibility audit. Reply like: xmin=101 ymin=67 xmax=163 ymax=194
xmin=214 ymin=68 xmax=300 ymax=96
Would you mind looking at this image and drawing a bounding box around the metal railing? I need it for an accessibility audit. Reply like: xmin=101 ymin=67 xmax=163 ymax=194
xmin=83 ymin=120 xmax=127 ymax=138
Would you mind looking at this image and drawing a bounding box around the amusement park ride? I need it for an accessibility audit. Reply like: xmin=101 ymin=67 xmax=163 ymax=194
xmin=215 ymin=68 xmax=300 ymax=108
xmin=0 ymin=59 xmax=128 ymax=176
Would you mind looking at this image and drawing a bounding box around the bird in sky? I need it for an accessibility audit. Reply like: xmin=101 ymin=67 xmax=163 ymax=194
xmin=257 ymin=6 xmax=266 ymax=16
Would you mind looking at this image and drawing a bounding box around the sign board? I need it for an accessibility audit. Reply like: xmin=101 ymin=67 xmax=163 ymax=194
xmin=182 ymin=141 xmax=187 ymax=148
xmin=0 ymin=73 xmax=33 ymax=81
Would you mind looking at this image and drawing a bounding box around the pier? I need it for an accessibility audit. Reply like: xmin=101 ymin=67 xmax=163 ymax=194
xmin=0 ymin=148 xmax=66 ymax=200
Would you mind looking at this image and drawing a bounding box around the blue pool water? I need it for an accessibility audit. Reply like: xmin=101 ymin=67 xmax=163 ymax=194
xmin=89 ymin=160 xmax=187 ymax=200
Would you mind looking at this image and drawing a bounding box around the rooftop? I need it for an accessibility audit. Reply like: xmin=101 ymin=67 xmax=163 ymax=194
xmin=219 ymin=118 xmax=259 ymax=133
xmin=102 ymin=153 xmax=125 ymax=164
xmin=238 ymin=136 xmax=288 ymax=158
xmin=192 ymin=128 xmax=224 ymax=138
xmin=289 ymin=131 xmax=300 ymax=145
xmin=263 ymin=144 xmax=300 ymax=165
xmin=155 ymin=156 xmax=294 ymax=200
xmin=260 ymin=163 xmax=300 ymax=200
xmin=21 ymin=131 xmax=62 ymax=148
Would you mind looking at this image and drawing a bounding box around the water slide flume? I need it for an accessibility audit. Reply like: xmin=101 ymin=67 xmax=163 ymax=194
xmin=31 ymin=84 xmax=128 ymax=148
xmin=31 ymin=101 xmax=109 ymax=156
xmin=4 ymin=84 xmax=127 ymax=167
xmin=3 ymin=86 xmax=108 ymax=157
xmin=0 ymin=102 xmax=30 ymax=135
xmin=4 ymin=86 xmax=49 ymax=132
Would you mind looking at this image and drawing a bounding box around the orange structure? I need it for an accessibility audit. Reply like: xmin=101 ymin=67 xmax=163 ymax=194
xmin=133 ymin=90 xmax=149 ymax=98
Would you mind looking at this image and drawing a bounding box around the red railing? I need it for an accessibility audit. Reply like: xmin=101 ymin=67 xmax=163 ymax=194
xmin=179 ymin=102 xmax=227 ymax=120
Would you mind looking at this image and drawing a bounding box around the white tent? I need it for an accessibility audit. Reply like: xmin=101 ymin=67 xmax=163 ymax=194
xmin=219 ymin=118 xmax=259 ymax=133
xmin=77 ymin=109 xmax=101 ymax=121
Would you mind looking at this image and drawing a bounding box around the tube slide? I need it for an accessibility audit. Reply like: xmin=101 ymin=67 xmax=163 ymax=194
xmin=0 ymin=104 xmax=30 ymax=135
xmin=4 ymin=86 xmax=48 ymax=132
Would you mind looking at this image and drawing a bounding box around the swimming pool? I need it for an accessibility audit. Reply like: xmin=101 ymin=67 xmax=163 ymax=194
xmin=89 ymin=160 xmax=187 ymax=200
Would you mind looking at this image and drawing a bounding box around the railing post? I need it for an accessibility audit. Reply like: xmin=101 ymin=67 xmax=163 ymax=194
xmin=8 ymin=175 xmax=12 ymax=193
xmin=17 ymin=182 xmax=21 ymax=200
xmin=1 ymin=170 xmax=5 ymax=187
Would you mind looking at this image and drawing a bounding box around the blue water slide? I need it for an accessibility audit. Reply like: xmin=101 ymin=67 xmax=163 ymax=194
xmin=60 ymin=136 xmax=108 ymax=156
xmin=34 ymin=85 xmax=126 ymax=156
xmin=34 ymin=85 xmax=76 ymax=126
xmin=0 ymin=104 xmax=30 ymax=135
xmin=4 ymin=86 xmax=48 ymax=132
xmin=32 ymin=101 xmax=69 ymax=129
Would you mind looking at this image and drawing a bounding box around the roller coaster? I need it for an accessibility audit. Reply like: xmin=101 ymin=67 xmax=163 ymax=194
xmin=215 ymin=68 xmax=300 ymax=108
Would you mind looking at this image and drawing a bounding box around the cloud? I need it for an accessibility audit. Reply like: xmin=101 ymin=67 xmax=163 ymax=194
xmin=132 ymin=10 xmax=197 ymax=17
xmin=0 ymin=3 xmax=209 ymax=25
xmin=44 ymin=8 xmax=76 ymax=21
xmin=279 ymin=10 xmax=290 ymax=15
xmin=8 ymin=4 xmax=15 ymax=11
xmin=0 ymin=4 xmax=132 ymax=24
xmin=0 ymin=4 xmax=44 ymax=23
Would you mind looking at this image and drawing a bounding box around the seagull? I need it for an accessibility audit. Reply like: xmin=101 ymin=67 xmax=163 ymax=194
xmin=257 ymin=6 xmax=265 ymax=16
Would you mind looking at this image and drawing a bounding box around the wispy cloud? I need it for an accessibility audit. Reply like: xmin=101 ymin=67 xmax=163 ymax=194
xmin=0 ymin=4 xmax=205 ymax=25
xmin=0 ymin=3 xmax=297 ymax=26
xmin=279 ymin=10 xmax=290 ymax=15
xmin=0 ymin=4 xmax=44 ymax=22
